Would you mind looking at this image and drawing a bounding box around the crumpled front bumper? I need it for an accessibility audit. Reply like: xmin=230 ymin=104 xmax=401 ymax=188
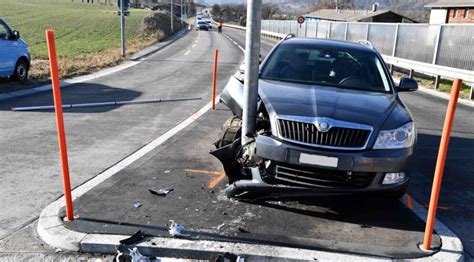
xmin=256 ymin=135 xmax=413 ymax=173
xmin=224 ymin=135 xmax=413 ymax=199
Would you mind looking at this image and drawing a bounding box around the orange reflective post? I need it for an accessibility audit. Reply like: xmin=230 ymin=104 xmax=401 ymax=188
xmin=212 ymin=48 xmax=219 ymax=111
xmin=422 ymin=79 xmax=462 ymax=251
xmin=46 ymin=30 xmax=74 ymax=221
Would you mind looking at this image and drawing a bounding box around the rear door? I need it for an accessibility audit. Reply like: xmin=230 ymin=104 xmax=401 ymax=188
xmin=0 ymin=20 xmax=17 ymax=77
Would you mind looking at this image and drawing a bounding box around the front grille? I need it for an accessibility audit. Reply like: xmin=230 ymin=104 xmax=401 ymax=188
xmin=275 ymin=163 xmax=375 ymax=189
xmin=277 ymin=119 xmax=371 ymax=149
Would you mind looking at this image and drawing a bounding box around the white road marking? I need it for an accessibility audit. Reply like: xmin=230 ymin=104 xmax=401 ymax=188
xmin=223 ymin=33 xmax=245 ymax=54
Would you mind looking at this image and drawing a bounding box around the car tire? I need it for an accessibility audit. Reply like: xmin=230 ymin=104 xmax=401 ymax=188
xmin=11 ymin=59 xmax=29 ymax=81
xmin=215 ymin=117 xmax=242 ymax=149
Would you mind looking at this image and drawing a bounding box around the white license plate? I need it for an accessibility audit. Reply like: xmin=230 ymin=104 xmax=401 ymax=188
xmin=299 ymin=153 xmax=338 ymax=168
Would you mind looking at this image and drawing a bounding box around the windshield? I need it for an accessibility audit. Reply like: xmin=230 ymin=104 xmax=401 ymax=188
xmin=261 ymin=43 xmax=392 ymax=93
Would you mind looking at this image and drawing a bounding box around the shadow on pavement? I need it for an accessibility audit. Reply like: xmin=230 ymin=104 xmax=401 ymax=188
xmin=0 ymin=83 xmax=142 ymax=113
xmin=0 ymin=77 xmax=49 ymax=94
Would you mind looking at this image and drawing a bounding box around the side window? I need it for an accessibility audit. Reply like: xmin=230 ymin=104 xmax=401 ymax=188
xmin=0 ymin=22 xmax=11 ymax=40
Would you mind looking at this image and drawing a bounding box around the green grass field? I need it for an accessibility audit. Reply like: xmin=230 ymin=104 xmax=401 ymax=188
xmin=0 ymin=0 xmax=152 ymax=59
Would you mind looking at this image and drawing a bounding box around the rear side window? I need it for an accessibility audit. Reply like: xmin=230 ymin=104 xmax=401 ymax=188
xmin=0 ymin=22 xmax=11 ymax=40
xmin=261 ymin=43 xmax=392 ymax=93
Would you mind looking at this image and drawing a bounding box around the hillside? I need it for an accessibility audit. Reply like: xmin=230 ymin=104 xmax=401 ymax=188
xmin=354 ymin=0 xmax=438 ymax=22
xmin=203 ymin=0 xmax=439 ymax=22
xmin=0 ymin=0 xmax=181 ymax=79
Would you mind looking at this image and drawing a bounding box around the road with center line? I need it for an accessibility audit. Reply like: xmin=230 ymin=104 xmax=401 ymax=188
xmin=221 ymin=26 xmax=474 ymax=258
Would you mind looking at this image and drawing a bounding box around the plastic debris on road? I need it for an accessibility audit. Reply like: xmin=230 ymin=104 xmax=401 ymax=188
xmin=214 ymin=252 xmax=245 ymax=262
xmin=129 ymin=247 xmax=151 ymax=262
xmin=238 ymin=227 xmax=250 ymax=233
xmin=149 ymin=188 xmax=174 ymax=197
xmin=116 ymin=247 xmax=154 ymax=262
xmin=133 ymin=202 xmax=142 ymax=208
xmin=119 ymin=230 xmax=146 ymax=246
xmin=169 ymin=220 xmax=187 ymax=237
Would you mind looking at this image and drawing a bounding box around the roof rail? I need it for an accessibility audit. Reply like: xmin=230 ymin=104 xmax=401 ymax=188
xmin=357 ymin=40 xmax=374 ymax=49
xmin=284 ymin=33 xmax=295 ymax=40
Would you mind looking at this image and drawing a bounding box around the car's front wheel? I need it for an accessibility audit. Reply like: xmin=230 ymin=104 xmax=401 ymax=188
xmin=214 ymin=117 xmax=243 ymax=184
xmin=215 ymin=116 xmax=242 ymax=149
xmin=11 ymin=59 xmax=29 ymax=81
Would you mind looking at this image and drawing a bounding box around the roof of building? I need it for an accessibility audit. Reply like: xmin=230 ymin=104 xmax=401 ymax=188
xmin=425 ymin=0 xmax=474 ymax=8
xmin=303 ymin=9 xmax=414 ymax=22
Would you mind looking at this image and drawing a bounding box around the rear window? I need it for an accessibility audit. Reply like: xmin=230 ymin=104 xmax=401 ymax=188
xmin=261 ymin=43 xmax=392 ymax=93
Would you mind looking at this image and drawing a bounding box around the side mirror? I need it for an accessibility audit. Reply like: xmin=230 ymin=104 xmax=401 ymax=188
xmin=12 ymin=30 xmax=20 ymax=40
xmin=397 ymin=77 xmax=418 ymax=92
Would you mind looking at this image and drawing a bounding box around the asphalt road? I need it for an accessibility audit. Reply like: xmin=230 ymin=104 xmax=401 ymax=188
xmin=223 ymin=27 xmax=474 ymax=258
xmin=0 ymin=28 xmax=242 ymax=258
xmin=0 ymin=25 xmax=472 ymax=259
xmin=67 ymin=102 xmax=440 ymax=259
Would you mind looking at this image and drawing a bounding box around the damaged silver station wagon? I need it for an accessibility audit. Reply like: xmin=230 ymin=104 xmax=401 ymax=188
xmin=211 ymin=35 xmax=419 ymax=200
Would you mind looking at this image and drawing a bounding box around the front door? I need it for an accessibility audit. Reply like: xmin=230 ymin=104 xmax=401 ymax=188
xmin=0 ymin=21 xmax=17 ymax=77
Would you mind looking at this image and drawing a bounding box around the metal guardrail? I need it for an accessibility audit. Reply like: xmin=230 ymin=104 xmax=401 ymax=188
xmin=224 ymin=22 xmax=474 ymax=99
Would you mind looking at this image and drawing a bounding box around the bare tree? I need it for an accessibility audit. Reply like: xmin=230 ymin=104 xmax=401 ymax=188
xmin=211 ymin=4 xmax=221 ymax=16
xmin=262 ymin=3 xmax=280 ymax=19
xmin=312 ymin=0 xmax=355 ymax=10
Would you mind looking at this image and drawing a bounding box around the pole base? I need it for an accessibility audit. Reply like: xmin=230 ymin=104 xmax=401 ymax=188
xmin=418 ymin=243 xmax=439 ymax=254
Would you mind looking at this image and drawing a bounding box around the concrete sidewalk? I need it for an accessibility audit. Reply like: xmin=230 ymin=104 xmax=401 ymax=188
xmin=37 ymin=102 xmax=464 ymax=261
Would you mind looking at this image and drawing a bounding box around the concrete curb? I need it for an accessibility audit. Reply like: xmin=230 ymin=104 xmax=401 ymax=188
xmin=391 ymin=76 xmax=474 ymax=109
xmin=37 ymin=189 xmax=464 ymax=260
xmin=402 ymin=195 xmax=464 ymax=261
xmin=418 ymin=86 xmax=474 ymax=108
xmin=0 ymin=29 xmax=189 ymax=103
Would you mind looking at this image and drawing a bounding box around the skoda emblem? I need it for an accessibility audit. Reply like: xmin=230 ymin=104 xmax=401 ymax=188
xmin=316 ymin=121 xmax=330 ymax=133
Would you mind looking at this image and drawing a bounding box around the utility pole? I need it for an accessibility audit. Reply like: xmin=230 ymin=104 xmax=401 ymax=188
xmin=181 ymin=0 xmax=184 ymax=27
xmin=242 ymin=0 xmax=262 ymax=145
xmin=120 ymin=0 xmax=126 ymax=57
xmin=171 ymin=0 xmax=174 ymax=32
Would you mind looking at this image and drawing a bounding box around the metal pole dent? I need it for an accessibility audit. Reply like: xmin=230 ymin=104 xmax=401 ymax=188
xmin=46 ymin=30 xmax=74 ymax=221
xmin=422 ymin=78 xmax=462 ymax=251
xmin=212 ymin=48 xmax=219 ymax=111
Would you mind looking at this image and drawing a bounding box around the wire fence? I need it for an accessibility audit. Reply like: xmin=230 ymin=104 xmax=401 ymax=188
xmin=261 ymin=20 xmax=474 ymax=72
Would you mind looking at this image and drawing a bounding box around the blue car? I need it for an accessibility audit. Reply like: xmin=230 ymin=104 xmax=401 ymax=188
xmin=0 ymin=17 xmax=30 ymax=81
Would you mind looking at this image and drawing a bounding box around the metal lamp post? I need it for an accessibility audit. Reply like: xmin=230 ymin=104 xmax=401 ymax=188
xmin=242 ymin=0 xmax=262 ymax=145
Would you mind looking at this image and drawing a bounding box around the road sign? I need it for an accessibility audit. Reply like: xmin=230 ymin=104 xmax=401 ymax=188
xmin=117 ymin=0 xmax=129 ymax=9
xmin=297 ymin=16 xmax=305 ymax=24
xmin=117 ymin=10 xmax=130 ymax=16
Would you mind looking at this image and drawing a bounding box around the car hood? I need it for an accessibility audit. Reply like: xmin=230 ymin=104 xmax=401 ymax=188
xmin=258 ymin=79 xmax=397 ymax=128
